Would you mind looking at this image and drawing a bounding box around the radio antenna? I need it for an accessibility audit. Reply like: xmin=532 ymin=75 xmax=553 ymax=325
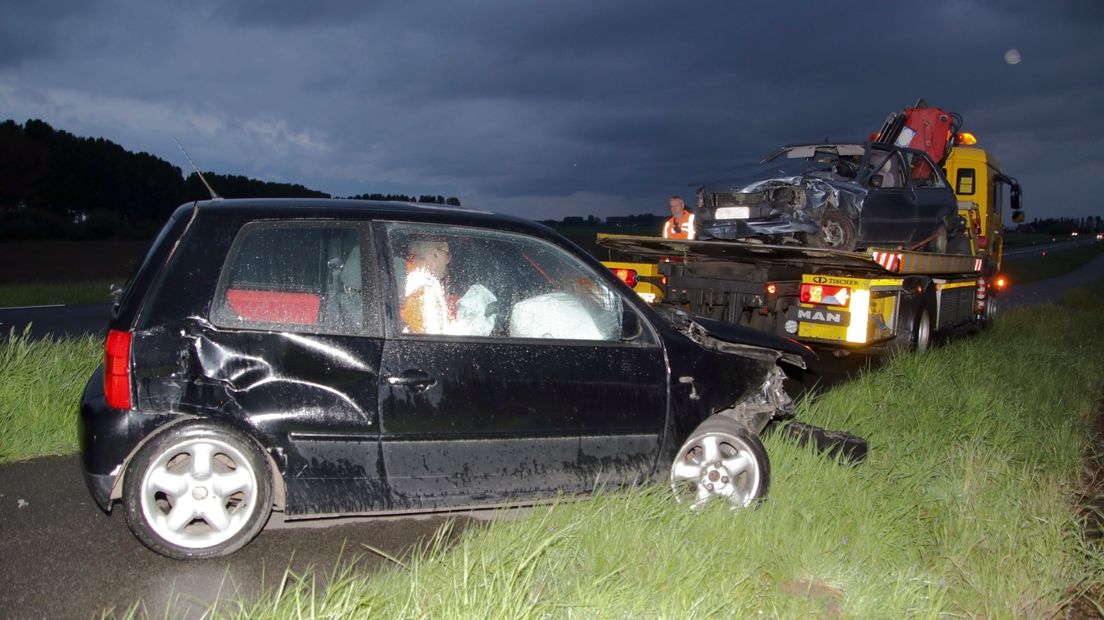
xmin=174 ymin=138 xmax=222 ymax=200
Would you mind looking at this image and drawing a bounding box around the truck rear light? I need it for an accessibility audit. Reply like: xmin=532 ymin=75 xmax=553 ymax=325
xmin=104 ymin=329 xmax=132 ymax=410
xmin=612 ymin=268 xmax=638 ymax=288
xmin=800 ymin=284 xmax=850 ymax=307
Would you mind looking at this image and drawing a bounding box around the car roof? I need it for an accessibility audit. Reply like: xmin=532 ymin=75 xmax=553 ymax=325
xmin=187 ymin=197 xmax=549 ymax=231
xmin=778 ymin=143 xmax=867 ymax=158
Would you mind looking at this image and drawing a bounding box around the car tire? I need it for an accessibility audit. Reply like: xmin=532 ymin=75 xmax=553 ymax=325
xmin=122 ymin=422 xmax=273 ymax=560
xmin=807 ymin=210 xmax=857 ymax=252
xmin=670 ymin=416 xmax=770 ymax=510
xmin=947 ymin=231 xmax=971 ymax=255
xmin=925 ymin=225 xmax=949 ymax=254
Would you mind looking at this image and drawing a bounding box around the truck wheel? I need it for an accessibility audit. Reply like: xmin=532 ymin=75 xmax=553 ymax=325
xmin=977 ymin=296 xmax=997 ymax=329
xmin=123 ymin=422 xmax=273 ymax=560
xmin=891 ymin=303 xmax=932 ymax=354
xmin=807 ymin=211 xmax=857 ymax=252
xmin=670 ymin=416 xmax=770 ymax=510
xmin=913 ymin=308 xmax=932 ymax=352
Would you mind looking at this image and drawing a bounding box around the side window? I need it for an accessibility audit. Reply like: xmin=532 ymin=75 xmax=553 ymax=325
xmin=385 ymin=223 xmax=623 ymax=341
xmin=211 ymin=222 xmax=367 ymax=335
xmin=956 ymin=168 xmax=976 ymax=195
xmin=904 ymin=151 xmax=947 ymax=189
xmin=867 ymin=150 xmax=906 ymax=189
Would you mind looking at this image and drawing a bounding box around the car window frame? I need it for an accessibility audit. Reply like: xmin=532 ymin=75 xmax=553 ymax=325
xmin=860 ymin=145 xmax=908 ymax=189
xmin=901 ymin=148 xmax=950 ymax=190
xmin=372 ymin=220 xmax=658 ymax=347
xmin=209 ymin=219 xmax=382 ymax=338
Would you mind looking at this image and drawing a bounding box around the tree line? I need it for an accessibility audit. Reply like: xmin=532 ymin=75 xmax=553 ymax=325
xmin=1020 ymin=216 xmax=1102 ymax=235
xmin=0 ymin=119 xmax=462 ymax=241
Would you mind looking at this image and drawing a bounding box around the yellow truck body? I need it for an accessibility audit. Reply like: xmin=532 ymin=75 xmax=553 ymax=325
xmin=943 ymin=144 xmax=1022 ymax=273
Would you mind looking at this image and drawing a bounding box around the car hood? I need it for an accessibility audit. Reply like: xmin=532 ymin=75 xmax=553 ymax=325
xmin=699 ymin=160 xmax=812 ymax=193
xmin=652 ymin=304 xmax=814 ymax=369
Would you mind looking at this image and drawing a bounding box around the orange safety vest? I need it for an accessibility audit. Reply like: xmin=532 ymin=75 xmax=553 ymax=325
xmin=663 ymin=211 xmax=696 ymax=240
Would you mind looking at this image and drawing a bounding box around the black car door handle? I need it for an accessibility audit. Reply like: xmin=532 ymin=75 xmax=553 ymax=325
xmin=385 ymin=370 xmax=437 ymax=390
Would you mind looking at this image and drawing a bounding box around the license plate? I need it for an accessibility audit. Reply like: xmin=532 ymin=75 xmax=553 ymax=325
xmin=715 ymin=206 xmax=750 ymax=219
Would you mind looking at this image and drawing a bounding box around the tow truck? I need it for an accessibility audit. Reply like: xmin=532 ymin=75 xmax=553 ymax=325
xmin=601 ymin=101 xmax=1024 ymax=353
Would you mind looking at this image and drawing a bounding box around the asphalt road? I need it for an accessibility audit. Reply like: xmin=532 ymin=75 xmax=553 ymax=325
xmin=0 ymin=455 xmax=471 ymax=619
xmin=0 ymin=303 xmax=111 ymax=342
xmin=1 ymin=248 xmax=1101 ymax=618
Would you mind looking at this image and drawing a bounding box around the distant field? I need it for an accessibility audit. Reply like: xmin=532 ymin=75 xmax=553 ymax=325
xmin=0 ymin=240 xmax=149 ymax=285
xmin=1004 ymin=242 xmax=1104 ymax=284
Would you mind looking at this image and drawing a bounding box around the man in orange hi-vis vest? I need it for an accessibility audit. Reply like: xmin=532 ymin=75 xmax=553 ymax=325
xmin=401 ymin=237 xmax=455 ymax=334
xmin=662 ymin=195 xmax=695 ymax=239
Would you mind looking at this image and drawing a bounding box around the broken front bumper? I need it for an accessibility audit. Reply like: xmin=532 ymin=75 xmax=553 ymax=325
xmin=701 ymin=217 xmax=818 ymax=240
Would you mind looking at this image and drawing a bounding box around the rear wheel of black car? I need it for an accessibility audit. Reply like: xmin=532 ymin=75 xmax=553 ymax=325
xmin=123 ymin=422 xmax=273 ymax=560
xmin=670 ymin=416 xmax=770 ymax=510
xmin=807 ymin=210 xmax=857 ymax=252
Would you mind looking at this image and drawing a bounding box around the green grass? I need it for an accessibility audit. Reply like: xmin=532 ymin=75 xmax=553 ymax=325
xmin=1004 ymin=242 xmax=1104 ymax=284
xmin=0 ymin=327 xmax=102 ymax=462
xmin=166 ymin=281 xmax=1104 ymax=618
xmin=0 ymin=279 xmax=122 ymax=307
xmin=4 ymin=282 xmax=1100 ymax=616
xmin=1002 ymin=232 xmax=1056 ymax=247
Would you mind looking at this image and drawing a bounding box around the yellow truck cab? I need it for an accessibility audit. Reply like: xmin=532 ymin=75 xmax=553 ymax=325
xmin=942 ymin=137 xmax=1024 ymax=274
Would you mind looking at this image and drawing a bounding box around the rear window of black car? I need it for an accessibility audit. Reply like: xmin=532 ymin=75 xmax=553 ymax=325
xmin=210 ymin=221 xmax=370 ymax=335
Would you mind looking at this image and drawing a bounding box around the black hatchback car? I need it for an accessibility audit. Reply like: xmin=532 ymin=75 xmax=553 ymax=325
xmin=697 ymin=142 xmax=965 ymax=253
xmin=80 ymin=199 xmax=810 ymax=559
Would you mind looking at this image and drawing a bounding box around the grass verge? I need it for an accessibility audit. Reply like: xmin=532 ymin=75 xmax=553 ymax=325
xmin=0 ymin=279 xmax=122 ymax=308
xmin=5 ymin=282 xmax=1100 ymax=616
xmin=176 ymin=281 xmax=1104 ymax=617
xmin=0 ymin=327 xmax=101 ymax=462
xmin=1003 ymin=242 xmax=1104 ymax=284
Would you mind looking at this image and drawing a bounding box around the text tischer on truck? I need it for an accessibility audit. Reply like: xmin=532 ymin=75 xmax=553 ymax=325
xmin=601 ymin=102 xmax=1024 ymax=354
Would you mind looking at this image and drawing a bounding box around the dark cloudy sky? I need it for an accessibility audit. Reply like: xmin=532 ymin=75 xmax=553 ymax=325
xmin=1 ymin=1 xmax=1101 ymax=222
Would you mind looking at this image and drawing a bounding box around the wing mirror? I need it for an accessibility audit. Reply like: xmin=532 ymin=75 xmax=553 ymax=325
xmin=1010 ymin=183 xmax=1023 ymax=212
xmin=620 ymin=309 xmax=643 ymax=341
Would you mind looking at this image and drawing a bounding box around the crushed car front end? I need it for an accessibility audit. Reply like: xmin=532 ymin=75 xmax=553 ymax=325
xmin=696 ymin=146 xmax=868 ymax=246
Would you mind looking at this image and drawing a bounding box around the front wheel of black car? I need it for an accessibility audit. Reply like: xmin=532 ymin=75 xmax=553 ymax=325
xmin=806 ymin=210 xmax=857 ymax=252
xmin=123 ymin=422 xmax=273 ymax=560
xmin=670 ymin=416 xmax=770 ymax=510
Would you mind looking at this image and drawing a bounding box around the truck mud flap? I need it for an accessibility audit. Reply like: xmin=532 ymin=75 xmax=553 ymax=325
xmin=767 ymin=420 xmax=868 ymax=464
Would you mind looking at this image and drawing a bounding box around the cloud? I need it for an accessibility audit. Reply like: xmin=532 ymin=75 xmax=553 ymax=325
xmin=0 ymin=0 xmax=1101 ymax=219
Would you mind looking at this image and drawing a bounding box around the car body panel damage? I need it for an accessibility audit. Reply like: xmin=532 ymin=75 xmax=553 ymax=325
xmin=77 ymin=198 xmax=846 ymax=558
xmin=697 ymin=142 xmax=960 ymax=251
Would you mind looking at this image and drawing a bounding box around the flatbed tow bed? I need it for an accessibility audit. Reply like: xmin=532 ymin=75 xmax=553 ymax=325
xmin=598 ymin=233 xmax=991 ymax=354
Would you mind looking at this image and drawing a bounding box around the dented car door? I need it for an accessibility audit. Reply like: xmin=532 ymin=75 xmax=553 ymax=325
xmin=376 ymin=223 xmax=668 ymax=509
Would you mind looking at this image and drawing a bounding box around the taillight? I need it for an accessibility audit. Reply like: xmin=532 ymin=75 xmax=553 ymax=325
xmin=800 ymin=284 xmax=851 ymax=307
xmin=104 ymin=330 xmax=132 ymax=410
xmin=612 ymin=268 xmax=638 ymax=288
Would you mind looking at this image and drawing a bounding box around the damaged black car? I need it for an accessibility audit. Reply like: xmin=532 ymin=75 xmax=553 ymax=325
xmin=697 ymin=142 xmax=965 ymax=253
xmin=80 ymin=198 xmax=815 ymax=559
